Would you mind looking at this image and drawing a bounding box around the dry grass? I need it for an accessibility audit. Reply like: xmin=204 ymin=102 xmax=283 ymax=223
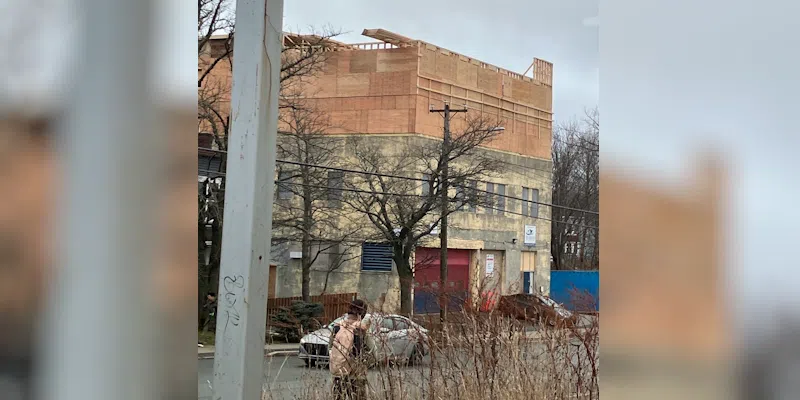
xmin=261 ymin=299 xmax=599 ymax=400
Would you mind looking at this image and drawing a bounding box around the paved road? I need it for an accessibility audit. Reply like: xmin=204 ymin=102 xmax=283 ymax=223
xmin=199 ymin=355 xmax=315 ymax=400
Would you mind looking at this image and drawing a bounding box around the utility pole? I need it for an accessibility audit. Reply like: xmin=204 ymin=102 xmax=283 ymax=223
xmin=212 ymin=0 xmax=283 ymax=399
xmin=38 ymin=0 xmax=161 ymax=399
xmin=430 ymin=102 xmax=466 ymax=323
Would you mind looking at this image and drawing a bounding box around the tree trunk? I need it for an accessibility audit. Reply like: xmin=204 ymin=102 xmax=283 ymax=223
xmin=301 ymin=169 xmax=313 ymax=302
xmin=301 ymin=237 xmax=311 ymax=302
xmin=319 ymin=272 xmax=330 ymax=296
xmin=395 ymin=253 xmax=413 ymax=315
xmin=392 ymin=250 xmax=414 ymax=316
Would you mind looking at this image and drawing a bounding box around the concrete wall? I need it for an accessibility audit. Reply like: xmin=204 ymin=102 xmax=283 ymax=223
xmin=272 ymin=134 xmax=553 ymax=312
xmin=272 ymin=241 xmax=401 ymax=313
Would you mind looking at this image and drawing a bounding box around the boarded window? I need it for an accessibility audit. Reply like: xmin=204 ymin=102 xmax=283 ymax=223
xmin=422 ymin=173 xmax=432 ymax=197
xmin=530 ymin=188 xmax=539 ymax=218
xmin=327 ymin=171 xmax=343 ymax=207
xmin=277 ymin=170 xmax=293 ymax=200
xmin=468 ymin=180 xmax=478 ymax=212
xmin=497 ymin=184 xmax=506 ymax=214
xmin=523 ymin=187 xmax=539 ymax=218
xmin=485 ymin=182 xmax=495 ymax=214
xmin=522 ymin=187 xmax=529 ymax=216
xmin=454 ymin=183 xmax=467 ymax=210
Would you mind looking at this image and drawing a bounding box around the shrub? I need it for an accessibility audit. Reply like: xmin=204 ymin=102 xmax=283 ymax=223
xmin=269 ymin=301 xmax=324 ymax=342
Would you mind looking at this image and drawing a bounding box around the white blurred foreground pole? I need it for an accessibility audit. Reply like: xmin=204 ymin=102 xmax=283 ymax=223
xmin=38 ymin=0 xmax=161 ymax=399
xmin=212 ymin=0 xmax=284 ymax=399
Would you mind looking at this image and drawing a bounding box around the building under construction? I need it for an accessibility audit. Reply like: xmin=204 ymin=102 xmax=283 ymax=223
xmin=199 ymin=28 xmax=555 ymax=314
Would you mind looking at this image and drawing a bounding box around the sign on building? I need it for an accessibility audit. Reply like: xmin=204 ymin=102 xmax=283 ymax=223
xmin=524 ymin=225 xmax=536 ymax=245
xmin=485 ymin=254 xmax=495 ymax=276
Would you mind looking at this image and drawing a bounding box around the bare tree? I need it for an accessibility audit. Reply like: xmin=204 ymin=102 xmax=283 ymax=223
xmin=198 ymin=0 xmax=343 ymax=150
xmin=312 ymin=240 xmax=362 ymax=296
xmin=197 ymin=0 xmax=344 ymax=315
xmin=343 ymin=115 xmax=506 ymax=315
xmin=198 ymin=174 xmax=225 ymax=306
xmin=551 ymin=107 xmax=599 ymax=270
xmin=273 ymin=99 xmax=361 ymax=301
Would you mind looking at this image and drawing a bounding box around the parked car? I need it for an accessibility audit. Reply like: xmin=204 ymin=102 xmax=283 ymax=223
xmin=496 ymin=293 xmax=577 ymax=328
xmin=298 ymin=313 xmax=429 ymax=367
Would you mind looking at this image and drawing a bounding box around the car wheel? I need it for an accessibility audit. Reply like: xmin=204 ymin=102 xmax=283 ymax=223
xmin=408 ymin=342 xmax=425 ymax=366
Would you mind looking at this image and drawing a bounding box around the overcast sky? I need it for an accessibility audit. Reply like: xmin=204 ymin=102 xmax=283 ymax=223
xmin=283 ymin=0 xmax=598 ymax=124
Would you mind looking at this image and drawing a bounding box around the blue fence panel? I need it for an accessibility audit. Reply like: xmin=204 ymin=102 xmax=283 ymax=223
xmin=549 ymin=270 xmax=599 ymax=312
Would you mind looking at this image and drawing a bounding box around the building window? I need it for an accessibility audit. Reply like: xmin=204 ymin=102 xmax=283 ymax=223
xmin=327 ymin=171 xmax=343 ymax=207
xmin=277 ymin=170 xmax=293 ymax=200
xmin=360 ymin=243 xmax=393 ymax=272
xmin=497 ymin=184 xmax=506 ymax=214
xmin=564 ymin=242 xmax=578 ymax=255
xmin=422 ymin=173 xmax=432 ymax=197
xmin=468 ymin=180 xmax=478 ymax=212
xmin=485 ymin=182 xmax=495 ymax=214
xmin=522 ymin=187 xmax=529 ymax=216
xmin=198 ymin=132 xmax=214 ymax=149
xmin=326 ymin=242 xmax=343 ymax=270
xmin=522 ymin=187 xmax=539 ymax=218
xmin=454 ymin=183 xmax=467 ymax=210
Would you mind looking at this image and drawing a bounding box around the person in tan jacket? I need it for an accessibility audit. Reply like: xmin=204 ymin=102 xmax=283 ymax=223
xmin=329 ymin=300 xmax=371 ymax=400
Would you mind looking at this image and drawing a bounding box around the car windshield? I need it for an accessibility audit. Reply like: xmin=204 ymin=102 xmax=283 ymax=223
xmin=394 ymin=318 xmax=409 ymax=330
xmin=327 ymin=314 xmax=374 ymax=330
xmin=327 ymin=316 xmax=346 ymax=330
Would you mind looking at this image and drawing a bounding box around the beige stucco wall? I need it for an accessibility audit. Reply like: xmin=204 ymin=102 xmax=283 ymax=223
xmin=272 ymin=134 xmax=553 ymax=313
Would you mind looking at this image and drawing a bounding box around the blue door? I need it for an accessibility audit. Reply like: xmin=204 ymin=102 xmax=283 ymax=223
xmin=523 ymin=272 xmax=533 ymax=294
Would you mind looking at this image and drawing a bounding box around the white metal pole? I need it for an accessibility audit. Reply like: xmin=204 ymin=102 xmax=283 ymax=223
xmin=212 ymin=0 xmax=284 ymax=398
xmin=36 ymin=0 xmax=161 ymax=399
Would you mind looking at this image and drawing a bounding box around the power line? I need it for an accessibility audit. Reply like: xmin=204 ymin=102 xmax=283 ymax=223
xmin=276 ymin=180 xmax=599 ymax=230
xmin=199 ymin=147 xmax=599 ymax=217
xmin=274 ymin=159 xmax=598 ymax=216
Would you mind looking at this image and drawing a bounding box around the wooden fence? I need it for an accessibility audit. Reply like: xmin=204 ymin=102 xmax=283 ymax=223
xmin=266 ymin=293 xmax=357 ymax=326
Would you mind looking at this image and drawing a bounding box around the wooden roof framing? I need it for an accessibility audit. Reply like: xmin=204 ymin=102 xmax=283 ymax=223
xmin=282 ymin=33 xmax=357 ymax=51
xmin=360 ymin=28 xmax=552 ymax=86
xmin=361 ymin=28 xmax=414 ymax=45
xmin=205 ymin=28 xmax=553 ymax=86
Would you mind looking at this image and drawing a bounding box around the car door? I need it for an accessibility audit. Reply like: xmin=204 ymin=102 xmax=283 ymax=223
xmin=385 ymin=316 xmax=415 ymax=359
xmin=370 ymin=316 xmax=395 ymax=363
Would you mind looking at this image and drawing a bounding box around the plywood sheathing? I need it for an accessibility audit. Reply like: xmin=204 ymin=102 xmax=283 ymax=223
xmin=418 ymin=46 xmax=552 ymax=110
xmin=415 ymin=49 xmax=553 ymax=159
xmin=376 ymin=51 xmax=417 ymax=72
xmin=349 ymin=51 xmax=378 ymax=74
xmin=288 ymin=29 xmax=553 ymax=159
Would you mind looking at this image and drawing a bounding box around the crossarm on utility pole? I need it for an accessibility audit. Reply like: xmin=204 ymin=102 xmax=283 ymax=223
xmin=212 ymin=0 xmax=284 ymax=399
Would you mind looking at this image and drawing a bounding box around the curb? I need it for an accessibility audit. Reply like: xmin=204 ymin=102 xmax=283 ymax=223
xmin=198 ymin=347 xmax=299 ymax=360
xmin=267 ymin=350 xmax=298 ymax=357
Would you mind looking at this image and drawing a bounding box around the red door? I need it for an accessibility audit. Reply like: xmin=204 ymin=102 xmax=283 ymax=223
xmin=413 ymin=247 xmax=471 ymax=314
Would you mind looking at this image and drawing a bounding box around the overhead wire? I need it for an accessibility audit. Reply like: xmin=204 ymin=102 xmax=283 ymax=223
xmin=276 ymin=180 xmax=599 ymax=230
